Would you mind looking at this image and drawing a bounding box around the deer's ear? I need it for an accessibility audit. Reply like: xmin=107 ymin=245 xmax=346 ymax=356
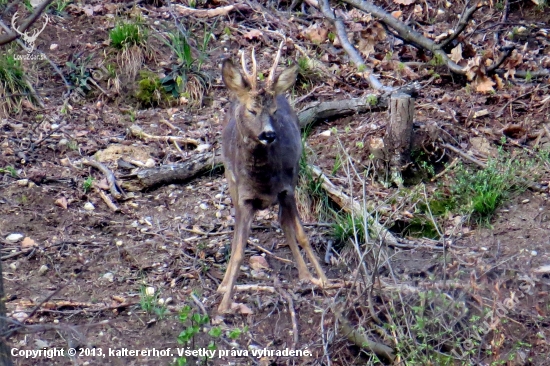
xmin=273 ymin=65 xmax=298 ymax=94
xmin=222 ymin=59 xmax=250 ymax=98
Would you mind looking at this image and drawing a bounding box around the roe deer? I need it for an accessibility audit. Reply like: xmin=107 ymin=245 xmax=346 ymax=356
xmin=218 ymin=45 xmax=328 ymax=313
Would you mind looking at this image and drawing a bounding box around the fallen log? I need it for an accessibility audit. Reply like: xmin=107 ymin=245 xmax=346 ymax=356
xmin=120 ymin=152 xmax=223 ymax=191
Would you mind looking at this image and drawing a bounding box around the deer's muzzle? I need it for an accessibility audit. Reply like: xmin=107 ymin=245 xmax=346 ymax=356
xmin=258 ymin=130 xmax=277 ymax=145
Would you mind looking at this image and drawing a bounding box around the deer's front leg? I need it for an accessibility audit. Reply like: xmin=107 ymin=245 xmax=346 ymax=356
xmin=217 ymin=201 xmax=254 ymax=313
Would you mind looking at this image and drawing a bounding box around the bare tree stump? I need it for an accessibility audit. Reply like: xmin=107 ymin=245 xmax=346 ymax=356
xmin=383 ymin=93 xmax=414 ymax=186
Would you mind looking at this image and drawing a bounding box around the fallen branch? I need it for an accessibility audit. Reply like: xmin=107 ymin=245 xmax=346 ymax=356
xmin=174 ymin=4 xmax=248 ymax=17
xmin=438 ymin=1 xmax=484 ymax=50
xmin=309 ymin=165 xmax=400 ymax=247
xmin=129 ymin=124 xmax=200 ymax=146
xmin=333 ymin=306 xmax=395 ymax=363
xmin=275 ymin=280 xmax=299 ymax=347
xmin=95 ymin=188 xmax=120 ymax=212
xmin=82 ymin=158 xmax=124 ymax=200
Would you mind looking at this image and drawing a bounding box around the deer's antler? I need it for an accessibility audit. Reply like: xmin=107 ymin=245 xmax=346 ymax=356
xmin=240 ymin=48 xmax=257 ymax=90
xmin=266 ymin=40 xmax=285 ymax=90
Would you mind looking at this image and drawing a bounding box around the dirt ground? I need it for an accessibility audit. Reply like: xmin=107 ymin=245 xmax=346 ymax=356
xmin=1 ymin=0 xmax=550 ymax=365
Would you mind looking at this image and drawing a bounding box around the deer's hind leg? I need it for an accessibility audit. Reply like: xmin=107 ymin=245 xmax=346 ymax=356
xmin=278 ymin=191 xmax=327 ymax=286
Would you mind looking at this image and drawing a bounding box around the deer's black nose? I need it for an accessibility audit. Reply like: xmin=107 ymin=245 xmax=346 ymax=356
xmin=258 ymin=131 xmax=277 ymax=144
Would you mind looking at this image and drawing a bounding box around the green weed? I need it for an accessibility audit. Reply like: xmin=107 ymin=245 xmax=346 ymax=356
xmin=139 ymin=286 xmax=167 ymax=319
xmin=82 ymin=176 xmax=93 ymax=193
xmin=157 ymin=23 xmax=213 ymax=106
xmin=175 ymin=299 xmax=245 ymax=365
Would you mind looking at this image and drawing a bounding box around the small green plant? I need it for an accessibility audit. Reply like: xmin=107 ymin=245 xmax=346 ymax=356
xmin=49 ymin=0 xmax=71 ymax=13
xmin=22 ymin=0 xmax=33 ymax=11
xmin=356 ymin=141 xmax=364 ymax=149
xmin=366 ymin=94 xmax=378 ymax=106
xmin=0 ymin=166 xmax=17 ymax=177
xmin=449 ymin=150 xmax=533 ymax=223
xmin=397 ymin=62 xmax=405 ymax=73
xmin=332 ymin=153 xmax=342 ymax=175
xmin=82 ymin=176 xmax=94 ymax=193
xmin=175 ymin=299 xmax=245 ymax=365
xmin=429 ymin=53 xmax=445 ymax=67
xmin=139 ymin=286 xmax=167 ymax=319
xmin=67 ymin=140 xmax=78 ymax=150
xmin=157 ymin=24 xmax=213 ymax=106
xmin=66 ymin=55 xmax=95 ymax=98
xmin=525 ymin=71 xmax=533 ymax=82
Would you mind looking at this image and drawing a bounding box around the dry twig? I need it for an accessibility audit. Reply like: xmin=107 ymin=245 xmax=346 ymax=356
xmin=129 ymin=124 xmax=200 ymax=146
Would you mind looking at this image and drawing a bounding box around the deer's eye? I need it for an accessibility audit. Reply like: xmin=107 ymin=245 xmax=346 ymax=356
xmin=247 ymin=109 xmax=257 ymax=115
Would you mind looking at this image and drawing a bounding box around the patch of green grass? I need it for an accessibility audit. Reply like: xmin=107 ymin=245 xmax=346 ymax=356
xmin=49 ymin=0 xmax=71 ymax=13
xmin=0 ymin=166 xmax=18 ymax=177
xmin=429 ymin=53 xmax=445 ymax=67
xmin=366 ymin=94 xmax=378 ymax=106
xmin=109 ymin=21 xmax=146 ymax=49
xmin=332 ymin=212 xmax=367 ymax=244
xmin=449 ymin=149 xmax=535 ymax=223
